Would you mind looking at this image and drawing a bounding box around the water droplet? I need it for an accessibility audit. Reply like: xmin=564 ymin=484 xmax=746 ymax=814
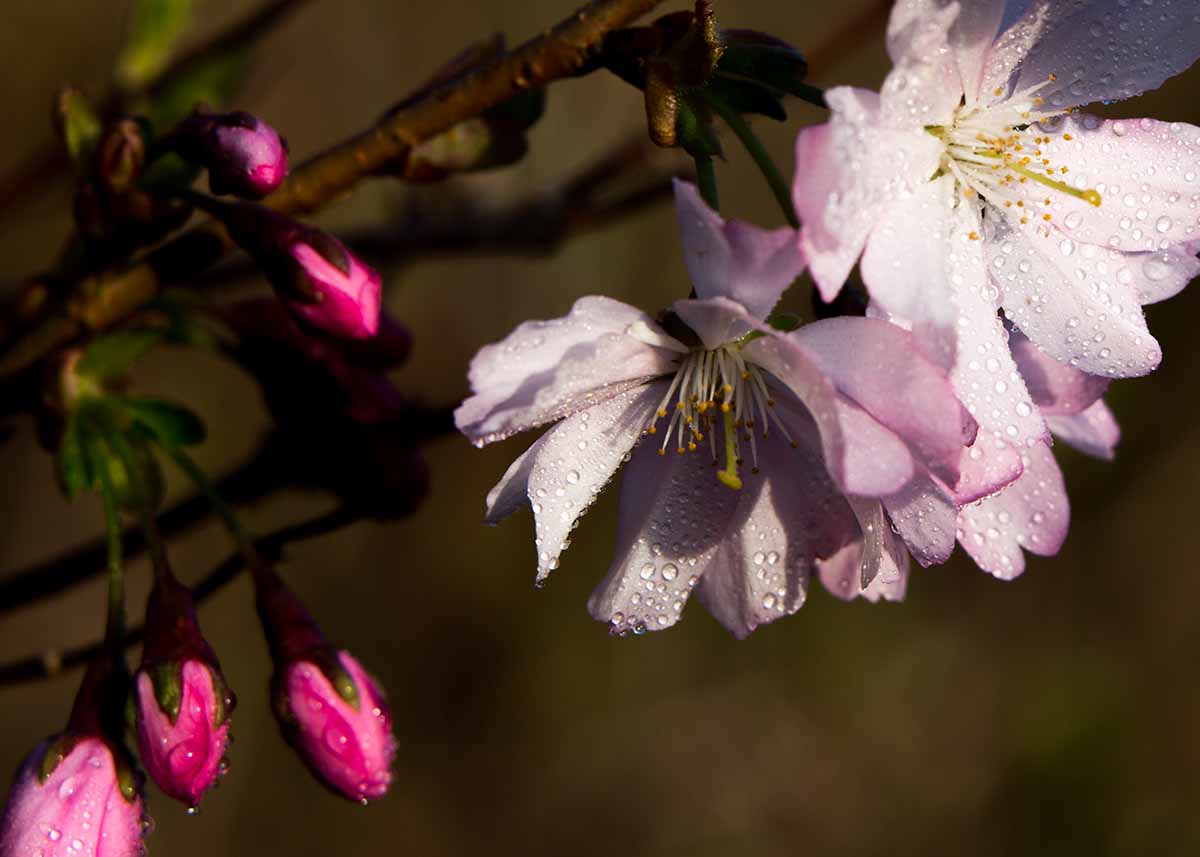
xmin=565 ymin=470 xmax=580 ymax=485
xmin=639 ymin=563 xmax=656 ymax=580
xmin=661 ymin=563 xmax=678 ymax=581
xmin=1155 ymin=216 xmax=1173 ymax=234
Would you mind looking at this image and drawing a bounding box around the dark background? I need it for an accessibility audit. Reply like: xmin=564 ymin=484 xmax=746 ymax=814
xmin=1 ymin=1 xmax=1198 ymax=855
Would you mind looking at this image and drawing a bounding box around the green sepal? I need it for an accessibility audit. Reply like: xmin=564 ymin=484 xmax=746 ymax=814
xmin=115 ymin=0 xmax=195 ymax=90
xmin=149 ymin=662 xmax=184 ymax=723
xmin=674 ymin=98 xmax=722 ymax=158
xmin=320 ymin=657 xmax=361 ymax=713
xmin=115 ymin=396 xmax=206 ymax=447
xmin=81 ymin=405 xmax=165 ymax=515
xmin=54 ymin=89 xmax=103 ymax=168
xmin=766 ymin=312 xmax=802 ymax=332
xmin=37 ymin=735 xmax=78 ymax=784
xmin=138 ymin=152 xmax=203 ymax=194
xmin=704 ymin=76 xmax=787 ymax=122
xmin=57 ymin=411 xmax=94 ymax=500
xmin=76 ymin=329 xmax=165 ymax=382
xmin=716 ymin=42 xmax=808 ymax=99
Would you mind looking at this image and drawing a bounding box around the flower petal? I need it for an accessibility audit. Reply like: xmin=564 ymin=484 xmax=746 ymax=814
xmin=1030 ymin=115 xmax=1200 ymax=251
xmin=673 ymin=180 xmax=805 ymax=320
xmin=483 ymin=432 xmax=550 ymax=525
xmin=952 ymin=222 xmax=1048 ymax=447
xmin=1009 ymin=329 xmax=1109 ymax=415
xmin=696 ymin=432 xmax=858 ymax=638
xmin=671 ymin=296 xmax=756 ymax=351
xmin=793 ymin=87 xmax=943 ymax=300
xmin=1001 ymin=2 xmax=1200 ymax=111
xmin=456 ymin=296 xmax=678 ymax=446
xmin=792 ymin=314 xmax=970 ymax=484
xmin=951 ymin=431 xmax=1025 ymax=505
xmin=818 ymin=497 xmax=910 ymax=601
xmin=989 ymin=214 xmax=1162 ymax=377
xmin=883 ymin=1 xmax=963 ymax=126
xmin=525 ymin=382 xmax=662 ymax=582
xmin=860 ymin=174 xmax=964 ymax=365
xmin=883 ymin=475 xmax=958 ymax=567
xmin=1045 ymin=399 xmax=1120 ymax=461
xmin=1130 ymin=243 xmax=1200 ymax=304
xmin=830 ymin=398 xmax=916 ymax=497
xmin=957 ymin=441 xmax=1069 ymax=580
xmin=587 ymin=426 xmax=740 ymax=635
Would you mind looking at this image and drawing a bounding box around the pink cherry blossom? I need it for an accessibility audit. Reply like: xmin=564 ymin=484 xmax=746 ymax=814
xmin=134 ymin=661 xmax=231 ymax=808
xmin=0 ymin=738 xmax=144 ymax=857
xmin=794 ymin=0 xmax=1200 ymax=387
xmin=279 ymin=652 xmax=395 ymax=804
xmin=458 ymin=181 xmax=982 ymax=636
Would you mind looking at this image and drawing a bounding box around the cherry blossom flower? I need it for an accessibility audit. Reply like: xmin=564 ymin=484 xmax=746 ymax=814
xmin=793 ymin=0 xmax=1200 ymax=399
xmin=457 ymin=181 xmax=981 ymax=636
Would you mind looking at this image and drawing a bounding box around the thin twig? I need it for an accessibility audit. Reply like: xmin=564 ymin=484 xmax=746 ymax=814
xmin=0 ymin=0 xmax=669 ymax=377
xmin=0 ymin=505 xmax=358 ymax=687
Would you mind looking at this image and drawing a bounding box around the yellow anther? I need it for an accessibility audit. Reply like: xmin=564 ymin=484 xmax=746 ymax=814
xmin=993 ymin=87 xmax=1004 ymax=96
xmin=676 ymin=447 xmax=685 ymax=455
xmin=647 ymin=425 xmax=657 ymax=435
xmin=675 ymin=402 xmax=685 ymax=411
xmin=657 ymin=409 xmax=667 ymax=418
xmin=968 ymin=231 xmax=980 ymax=241
xmin=1063 ymin=133 xmax=1073 ymax=141
xmin=1048 ymin=73 xmax=1057 ymax=82
xmin=1043 ymin=213 xmax=1052 ymax=221
xmin=720 ymin=402 xmax=731 ymax=413
xmin=657 ymin=448 xmax=666 ymax=456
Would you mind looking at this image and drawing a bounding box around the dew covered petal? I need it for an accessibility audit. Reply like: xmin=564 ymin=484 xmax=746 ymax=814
xmin=883 ymin=474 xmax=958 ymax=567
xmin=1045 ymin=399 xmax=1120 ymax=461
xmin=818 ymin=497 xmax=910 ymax=601
xmin=957 ymin=441 xmax=1069 ymax=580
xmin=526 ymin=383 xmax=662 ymax=583
xmin=456 ymin=296 xmax=679 ymax=446
xmin=1009 ymin=329 xmax=1109 ymax=415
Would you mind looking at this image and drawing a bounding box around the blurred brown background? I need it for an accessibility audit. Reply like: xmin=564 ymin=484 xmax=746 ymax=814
xmin=2 ymin=1 xmax=1199 ymax=855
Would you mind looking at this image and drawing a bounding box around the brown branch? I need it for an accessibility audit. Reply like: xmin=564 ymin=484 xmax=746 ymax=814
xmin=0 ymin=0 xmax=668 ymax=377
xmin=0 ymin=505 xmax=359 ymax=687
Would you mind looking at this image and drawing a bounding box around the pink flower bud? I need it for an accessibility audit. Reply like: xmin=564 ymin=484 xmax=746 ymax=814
xmin=277 ymin=652 xmax=395 ymax=804
xmin=285 ymin=238 xmax=382 ymax=340
xmin=0 ymin=737 xmax=146 ymax=857
xmin=134 ymin=661 xmax=231 ymax=808
xmin=174 ymin=111 xmax=288 ymax=199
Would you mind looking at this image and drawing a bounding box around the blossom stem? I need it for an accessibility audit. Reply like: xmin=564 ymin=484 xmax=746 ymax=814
xmin=702 ymin=91 xmax=798 ymax=227
xmin=694 ymin=154 xmax=720 ymax=211
xmin=162 ymin=443 xmax=264 ymax=574
xmin=92 ymin=452 xmax=126 ymax=649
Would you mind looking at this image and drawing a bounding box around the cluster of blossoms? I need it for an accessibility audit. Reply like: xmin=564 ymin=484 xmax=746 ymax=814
xmin=458 ymin=0 xmax=1200 ymax=636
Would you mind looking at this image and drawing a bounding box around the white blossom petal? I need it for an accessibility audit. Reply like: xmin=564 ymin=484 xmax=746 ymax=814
xmin=587 ymin=425 xmax=740 ymax=635
xmin=818 ymin=497 xmax=910 ymax=600
xmin=988 ymin=215 xmax=1162 ymax=377
xmin=1045 ymin=399 xmax=1120 ymax=461
xmin=1129 ymin=243 xmax=1200 ymax=305
xmin=882 ymin=1 xmax=962 ymax=126
xmin=1009 ymin=329 xmax=1109 ymax=415
xmin=793 ymin=87 xmax=943 ymax=300
xmin=883 ymin=475 xmax=959 ymax=567
xmin=526 ymin=383 xmax=663 ymax=582
xmin=957 ymin=441 xmax=1069 ymax=580
xmin=1029 ymin=114 xmax=1200 ymax=251
xmin=696 ymin=432 xmax=857 ymax=639
xmin=456 ymin=296 xmax=677 ymax=446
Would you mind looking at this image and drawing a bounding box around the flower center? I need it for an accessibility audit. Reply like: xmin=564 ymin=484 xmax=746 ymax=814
xmin=646 ymin=344 xmax=794 ymax=490
xmin=927 ymin=75 xmax=1102 ymax=228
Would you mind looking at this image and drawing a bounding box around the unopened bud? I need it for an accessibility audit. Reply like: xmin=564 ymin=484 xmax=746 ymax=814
xmin=170 ymin=111 xmax=288 ymax=199
xmin=94 ymin=120 xmax=146 ymax=195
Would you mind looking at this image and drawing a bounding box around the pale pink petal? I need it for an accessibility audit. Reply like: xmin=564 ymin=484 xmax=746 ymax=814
xmin=456 ymin=296 xmax=679 ymax=446
xmin=1127 ymin=243 xmax=1200 ymax=305
xmin=673 ymin=180 xmax=805 ymax=320
xmin=989 ymin=216 xmax=1162 ymax=377
xmin=1027 ymin=115 xmax=1200 ymax=251
xmin=860 ymin=175 xmax=963 ymax=365
xmin=818 ymin=498 xmax=910 ymax=601
xmin=951 ymin=223 xmax=1048 ymax=448
xmin=885 ymin=0 xmax=1007 ymax=106
xmin=950 ymin=0 xmax=1008 ymax=107
xmin=830 ymin=398 xmax=915 ymax=496
xmin=1045 ymin=400 xmax=1120 ymax=461
xmin=695 ymin=432 xmax=858 ymax=638
xmin=792 ymin=315 xmax=971 ymax=485
xmin=950 ymin=431 xmax=1025 ymax=505
xmin=526 ymin=382 xmax=663 ymax=582
xmin=587 ymin=429 xmax=740 ymax=635
xmin=958 ymin=441 xmax=1069 ymax=580
xmin=882 ymin=1 xmax=962 ymax=125
xmin=883 ymin=475 xmax=958 ymax=567
xmin=1000 ymin=2 xmax=1200 ymax=111
xmin=483 ymin=433 xmax=550 ymax=525
xmin=670 ymin=296 xmax=755 ymax=351
xmin=793 ymin=88 xmax=943 ymax=300
xmin=1009 ymin=330 xmax=1109 ymax=415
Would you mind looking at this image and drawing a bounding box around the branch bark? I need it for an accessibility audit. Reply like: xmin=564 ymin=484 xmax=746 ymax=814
xmin=0 ymin=0 xmax=668 ymax=377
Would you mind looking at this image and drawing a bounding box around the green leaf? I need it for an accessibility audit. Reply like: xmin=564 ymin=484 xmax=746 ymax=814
xmin=144 ymin=49 xmax=250 ymax=129
xmin=57 ymin=412 xmax=93 ymax=500
xmin=55 ymin=89 xmax=104 ymax=167
xmin=84 ymin=405 xmax=166 ymax=514
xmin=116 ymin=397 xmax=207 ymax=446
xmin=116 ymin=0 xmax=196 ymax=89
xmin=76 ymin=329 xmax=165 ymax=381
